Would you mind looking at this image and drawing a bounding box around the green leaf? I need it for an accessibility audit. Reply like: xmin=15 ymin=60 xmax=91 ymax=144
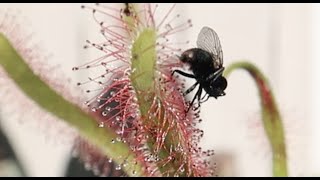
xmin=130 ymin=28 xmax=157 ymax=115
xmin=0 ymin=33 xmax=145 ymax=177
xmin=224 ymin=61 xmax=288 ymax=177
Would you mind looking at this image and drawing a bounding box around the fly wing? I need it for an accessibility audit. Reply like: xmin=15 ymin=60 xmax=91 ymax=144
xmin=196 ymin=26 xmax=223 ymax=69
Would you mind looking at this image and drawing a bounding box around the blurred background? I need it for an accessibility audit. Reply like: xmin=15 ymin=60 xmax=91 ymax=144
xmin=0 ymin=3 xmax=318 ymax=177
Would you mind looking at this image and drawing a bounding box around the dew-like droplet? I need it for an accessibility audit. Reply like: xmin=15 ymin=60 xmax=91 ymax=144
xmin=122 ymin=161 xmax=128 ymax=167
xmin=108 ymin=158 xmax=112 ymax=163
xmin=116 ymin=129 xmax=122 ymax=135
xmin=91 ymin=107 xmax=97 ymax=112
xmin=98 ymin=122 xmax=104 ymax=128
xmin=105 ymin=106 xmax=111 ymax=112
xmin=116 ymin=116 xmax=121 ymax=121
xmin=133 ymin=97 xmax=138 ymax=102
xmin=102 ymin=111 xmax=108 ymax=116
xmin=134 ymin=112 xmax=140 ymax=119
xmin=84 ymin=163 xmax=92 ymax=171
xmin=115 ymin=164 xmax=122 ymax=170
xmin=144 ymin=95 xmax=150 ymax=101
xmin=110 ymin=91 xmax=115 ymax=96
xmin=93 ymin=168 xmax=100 ymax=176
xmin=111 ymin=139 xmax=115 ymax=144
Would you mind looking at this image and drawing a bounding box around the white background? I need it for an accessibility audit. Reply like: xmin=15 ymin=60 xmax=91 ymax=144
xmin=0 ymin=3 xmax=318 ymax=177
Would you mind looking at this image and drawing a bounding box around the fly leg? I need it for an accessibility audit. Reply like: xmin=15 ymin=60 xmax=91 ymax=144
xmin=212 ymin=67 xmax=225 ymax=82
xmin=200 ymin=93 xmax=210 ymax=103
xmin=171 ymin=69 xmax=195 ymax=78
xmin=171 ymin=70 xmax=197 ymax=94
xmin=196 ymin=85 xmax=204 ymax=109
xmin=172 ymin=69 xmax=199 ymax=97
xmin=197 ymin=85 xmax=203 ymax=102
xmin=183 ymin=81 xmax=199 ymax=96
xmin=200 ymin=94 xmax=210 ymax=103
xmin=171 ymin=69 xmax=202 ymax=112
xmin=186 ymin=85 xmax=202 ymax=113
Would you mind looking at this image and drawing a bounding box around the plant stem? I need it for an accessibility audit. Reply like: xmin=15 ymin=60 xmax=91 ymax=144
xmin=224 ymin=61 xmax=288 ymax=177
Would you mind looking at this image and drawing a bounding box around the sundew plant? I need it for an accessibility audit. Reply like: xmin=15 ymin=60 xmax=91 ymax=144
xmin=0 ymin=3 xmax=287 ymax=177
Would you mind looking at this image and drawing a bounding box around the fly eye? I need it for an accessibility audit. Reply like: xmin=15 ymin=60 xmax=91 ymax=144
xmin=220 ymin=77 xmax=227 ymax=90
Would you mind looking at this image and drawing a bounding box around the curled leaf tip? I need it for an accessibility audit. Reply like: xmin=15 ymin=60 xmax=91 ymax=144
xmin=224 ymin=61 xmax=288 ymax=177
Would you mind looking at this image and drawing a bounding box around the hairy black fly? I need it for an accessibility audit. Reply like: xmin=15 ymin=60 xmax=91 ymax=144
xmin=172 ymin=26 xmax=227 ymax=112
